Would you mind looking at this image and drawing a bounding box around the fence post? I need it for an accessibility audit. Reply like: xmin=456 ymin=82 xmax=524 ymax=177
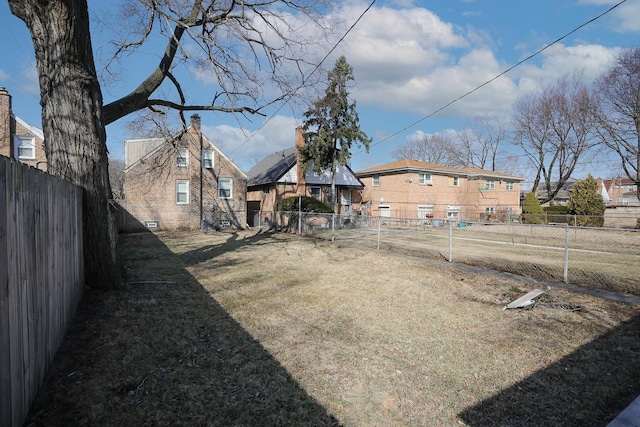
xmin=564 ymin=224 xmax=569 ymax=283
xmin=298 ymin=196 xmax=302 ymax=235
xmin=449 ymin=220 xmax=453 ymax=263
xmin=331 ymin=213 xmax=335 ymax=242
xmin=377 ymin=215 xmax=381 ymax=250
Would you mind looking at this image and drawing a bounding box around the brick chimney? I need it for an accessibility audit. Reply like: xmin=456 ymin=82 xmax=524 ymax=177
xmin=0 ymin=87 xmax=12 ymax=157
xmin=295 ymin=126 xmax=306 ymax=195
xmin=190 ymin=114 xmax=201 ymax=132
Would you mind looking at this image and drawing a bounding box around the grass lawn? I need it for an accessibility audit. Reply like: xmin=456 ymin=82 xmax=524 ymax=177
xmin=26 ymin=229 xmax=640 ymax=426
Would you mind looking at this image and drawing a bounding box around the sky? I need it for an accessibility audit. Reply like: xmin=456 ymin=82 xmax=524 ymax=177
xmin=1 ymin=0 xmax=639 ymax=188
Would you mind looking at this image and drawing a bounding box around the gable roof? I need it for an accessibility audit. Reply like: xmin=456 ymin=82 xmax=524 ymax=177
xmin=356 ymin=159 xmax=524 ymax=181
xmin=124 ymin=124 xmax=246 ymax=178
xmin=12 ymin=113 xmax=44 ymax=140
xmin=247 ymin=147 xmax=364 ymax=189
xmin=247 ymin=147 xmax=297 ymax=186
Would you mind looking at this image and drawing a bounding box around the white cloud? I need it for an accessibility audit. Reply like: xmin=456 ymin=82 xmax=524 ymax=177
xmin=202 ymin=115 xmax=300 ymax=170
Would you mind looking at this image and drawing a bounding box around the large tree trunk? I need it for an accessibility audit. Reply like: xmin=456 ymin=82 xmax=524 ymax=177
xmin=10 ymin=0 xmax=120 ymax=289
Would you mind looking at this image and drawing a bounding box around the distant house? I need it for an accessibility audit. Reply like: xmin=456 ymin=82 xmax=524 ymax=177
xmin=355 ymin=159 xmax=524 ymax=222
xmin=246 ymin=127 xmax=364 ymax=227
xmin=121 ymin=114 xmax=247 ymax=231
xmin=534 ymin=181 xmax=576 ymax=206
xmin=598 ymin=177 xmax=640 ymax=207
xmin=0 ymin=87 xmax=46 ymax=170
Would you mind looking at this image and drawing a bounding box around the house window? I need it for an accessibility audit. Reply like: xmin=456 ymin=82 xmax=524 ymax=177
xmin=418 ymin=205 xmax=434 ymax=220
xmin=379 ymin=205 xmax=391 ymax=217
xmin=451 ymin=176 xmax=459 ymax=187
xmin=486 ymin=180 xmax=495 ymax=190
xmin=486 ymin=207 xmax=495 ymax=214
xmin=15 ymin=136 xmax=36 ymax=159
xmin=176 ymin=180 xmax=189 ymax=204
xmin=419 ymin=173 xmax=432 ymax=185
xmin=263 ymin=187 xmax=270 ymax=196
xmin=629 ymin=185 xmax=635 ymax=192
xmin=310 ymin=187 xmax=321 ymax=200
xmin=177 ymin=148 xmax=188 ymax=167
xmin=506 ymin=182 xmax=514 ymax=191
xmin=372 ymin=175 xmax=380 ymax=186
xmin=218 ymin=178 xmax=232 ymax=199
xmin=447 ymin=205 xmax=460 ymax=221
xmin=341 ymin=189 xmax=351 ymax=205
xmin=202 ymin=150 xmax=213 ymax=168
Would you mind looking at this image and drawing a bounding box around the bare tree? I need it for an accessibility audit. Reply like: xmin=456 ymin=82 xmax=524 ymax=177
xmin=594 ymin=47 xmax=640 ymax=200
xmin=8 ymin=0 xmax=334 ymax=289
xmin=391 ymin=133 xmax=464 ymax=167
xmin=109 ymin=157 xmax=125 ymax=199
xmin=511 ymin=74 xmax=598 ymax=204
xmin=456 ymin=116 xmax=507 ymax=171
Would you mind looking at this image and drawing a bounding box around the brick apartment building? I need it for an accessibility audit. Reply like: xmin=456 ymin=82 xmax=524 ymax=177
xmin=121 ymin=114 xmax=247 ymax=231
xmin=0 ymin=87 xmax=46 ymax=170
xmin=355 ymin=159 xmax=524 ymax=222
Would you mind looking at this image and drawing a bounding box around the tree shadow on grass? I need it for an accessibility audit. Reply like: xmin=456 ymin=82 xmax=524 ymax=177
xmin=458 ymin=313 xmax=640 ymax=427
xmin=26 ymin=230 xmax=340 ymax=427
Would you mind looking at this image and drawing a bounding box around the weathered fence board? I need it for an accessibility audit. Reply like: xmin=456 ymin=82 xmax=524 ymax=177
xmin=0 ymin=157 xmax=84 ymax=427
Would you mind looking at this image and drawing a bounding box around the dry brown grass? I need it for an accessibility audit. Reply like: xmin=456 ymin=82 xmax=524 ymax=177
xmin=27 ymin=229 xmax=640 ymax=426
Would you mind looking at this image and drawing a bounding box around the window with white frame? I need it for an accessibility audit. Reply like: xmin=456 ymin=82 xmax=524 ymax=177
xmin=419 ymin=173 xmax=432 ymax=185
xmin=506 ymin=181 xmax=514 ymax=191
xmin=202 ymin=150 xmax=213 ymax=168
xmin=310 ymin=187 xmax=321 ymax=199
xmin=372 ymin=175 xmax=380 ymax=186
xmin=341 ymin=189 xmax=351 ymax=205
xmin=486 ymin=207 xmax=495 ymax=214
xmin=176 ymin=148 xmax=188 ymax=167
xmin=176 ymin=180 xmax=189 ymax=204
xmin=451 ymin=176 xmax=459 ymax=187
xmin=418 ymin=205 xmax=434 ymax=219
xmin=15 ymin=136 xmax=36 ymax=159
xmin=218 ymin=178 xmax=232 ymax=199
xmin=486 ymin=180 xmax=495 ymax=190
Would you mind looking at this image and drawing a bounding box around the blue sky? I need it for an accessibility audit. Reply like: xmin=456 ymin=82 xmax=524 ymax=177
xmin=1 ymin=0 xmax=639 ymax=187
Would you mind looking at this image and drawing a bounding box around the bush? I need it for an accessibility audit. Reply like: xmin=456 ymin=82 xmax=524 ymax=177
xmin=567 ymin=174 xmax=606 ymax=227
xmin=522 ymin=192 xmax=545 ymax=224
xmin=276 ymin=196 xmax=333 ymax=213
xmin=544 ymin=205 xmax=571 ymax=224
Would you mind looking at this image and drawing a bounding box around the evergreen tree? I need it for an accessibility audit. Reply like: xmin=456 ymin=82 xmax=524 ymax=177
xmin=300 ymin=56 xmax=371 ymax=210
xmin=522 ymin=192 xmax=545 ymax=224
xmin=568 ymin=174 xmax=606 ymax=227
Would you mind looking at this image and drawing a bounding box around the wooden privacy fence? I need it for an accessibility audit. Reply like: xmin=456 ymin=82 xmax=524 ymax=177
xmin=0 ymin=157 xmax=84 ymax=427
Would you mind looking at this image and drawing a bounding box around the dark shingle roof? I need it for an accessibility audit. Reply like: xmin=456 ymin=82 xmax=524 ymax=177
xmin=247 ymin=147 xmax=363 ymax=189
xmin=247 ymin=148 xmax=297 ymax=186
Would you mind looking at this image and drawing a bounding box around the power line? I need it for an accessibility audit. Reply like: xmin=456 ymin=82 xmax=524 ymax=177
xmin=355 ymin=0 xmax=628 ymax=155
xmin=228 ymin=0 xmax=377 ymax=156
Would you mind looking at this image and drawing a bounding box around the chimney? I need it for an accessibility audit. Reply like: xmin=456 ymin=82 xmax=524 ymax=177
xmin=190 ymin=114 xmax=201 ymax=132
xmin=295 ymin=127 xmax=306 ymax=195
xmin=0 ymin=87 xmax=11 ymax=157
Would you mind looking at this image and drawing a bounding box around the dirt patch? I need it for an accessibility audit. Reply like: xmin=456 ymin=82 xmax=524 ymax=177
xmin=26 ymin=230 xmax=640 ymax=426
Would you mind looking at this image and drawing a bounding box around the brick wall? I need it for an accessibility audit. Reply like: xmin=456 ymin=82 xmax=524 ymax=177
xmin=122 ymin=116 xmax=247 ymax=231
xmin=0 ymin=87 xmax=47 ymax=170
xmin=358 ymin=169 xmax=521 ymax=221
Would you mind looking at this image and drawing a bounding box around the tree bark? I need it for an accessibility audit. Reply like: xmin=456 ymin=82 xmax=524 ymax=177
xmin=10 ymin=0 xmax=120 ymax=289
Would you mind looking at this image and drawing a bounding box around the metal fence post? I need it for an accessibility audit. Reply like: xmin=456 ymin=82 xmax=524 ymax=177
xmin=564 ymin=224 xmax=569 ymax=283
xmin=377 ymin=215 xmax=381 ymax=250
xmin=331 ymin=213 xmax=335 ymax=242
xmin=298 ymin=196 xmax=302 ymax=234
xmin=449 ymin=220 xmax=453 ymax=263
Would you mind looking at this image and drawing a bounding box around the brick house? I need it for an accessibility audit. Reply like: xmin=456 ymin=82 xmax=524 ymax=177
xmin=355 ymin=159 xmax=524 ymax=222
xmin=0 ymin=87 xmax=46 ymax=170
xmin=598 ymin=177 xmax=640 ymax=207
xmin=121 ymin=114 xmax=247 ymax=231
xmin=246 ymin=127 xmax=364 ymax=227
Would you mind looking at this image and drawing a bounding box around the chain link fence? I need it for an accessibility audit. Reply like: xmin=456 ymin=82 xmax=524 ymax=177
xmin=257 ymin=211 xmax=640 ymax=296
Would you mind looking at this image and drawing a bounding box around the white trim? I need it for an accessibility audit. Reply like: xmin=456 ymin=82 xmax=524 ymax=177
xmin=176 ymin=180 xmax=189 ymax=204
xmin=218 ymin=177 xmax=232 ymax=199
